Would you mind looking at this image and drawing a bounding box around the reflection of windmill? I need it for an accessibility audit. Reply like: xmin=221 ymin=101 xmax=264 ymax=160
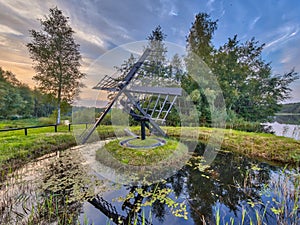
xmin=89 ymin=187 xmax=152 ymax=225
xmin=80 ymin=48 xmax=182 ymax=144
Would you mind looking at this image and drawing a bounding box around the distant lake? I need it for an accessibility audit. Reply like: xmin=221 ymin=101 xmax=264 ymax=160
xmin=263 ymin=114 xmax=300 ymax=140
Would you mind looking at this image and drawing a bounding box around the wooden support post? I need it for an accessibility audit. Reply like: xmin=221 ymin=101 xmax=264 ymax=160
xmin=68 ymin=124 xmax=71 ymax=132
xmin=24 ymin=128 xmax=27 ymax=135
xmin=141 ymin=120 xmax=146 ymax=140
xmin=55 ymin=125 xmax=57 ymax=132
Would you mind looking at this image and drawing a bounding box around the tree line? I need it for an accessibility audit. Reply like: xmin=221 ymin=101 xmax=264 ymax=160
xmin=0 ymin=67 xmax=69 ymax=119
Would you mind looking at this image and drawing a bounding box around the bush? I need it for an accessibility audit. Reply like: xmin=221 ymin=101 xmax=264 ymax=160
xmin=38 ymin=117 xmax=56 ymax=125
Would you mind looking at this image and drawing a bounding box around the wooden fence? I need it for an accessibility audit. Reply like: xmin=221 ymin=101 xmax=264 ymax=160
xmin=0 ymin=123 xmax=94 ymax=136
xmin=0 ymin=124 xmax=62 ymax=135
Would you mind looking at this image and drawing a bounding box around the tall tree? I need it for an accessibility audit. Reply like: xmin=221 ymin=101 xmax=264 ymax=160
xmin=186 ymin=12 xmax=217 ymax=65
xmin=27 ymin=7 xmax=85 ymax=124
xmin=185 ymin=13 xmax=219 ymax=124
xmin=143 ymin=25 xmax=168 ymax=81
xmin=212 ymin=35 xmax=299 ymax=121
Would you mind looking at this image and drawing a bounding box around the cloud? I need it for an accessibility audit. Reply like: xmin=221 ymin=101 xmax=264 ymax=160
xmin=156 ymin=0 xmax=180 ymax=18
xmin=249 ymin=16 xmax=260 ymax=30
xmin=75 ymin=30 xmax=105 ymax=49
xmin=0 ymin=0 xmax=55 ymax=20
xmin=169 ymin=8 xmax=178 ymax=16
xmin=0 ymin=24 xmax=23 ymax=36
xmin=206 ymin=0 xmax=215 ymax=12
xmin=0 ymin=58 xmax=34 ymax=85
xmin=279 ymin=38 xmax=300 ymax=71
xmin=264 ymin=24 xmax=299 ymax=51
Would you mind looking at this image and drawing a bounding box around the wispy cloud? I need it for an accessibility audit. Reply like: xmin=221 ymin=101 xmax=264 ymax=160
xmin=0 ymin=24 xmax=23 ymax=36
xmin=249 ymin=16 xmax=260 ymax=30
xmin=0 ymin=0 xmax=55 ymax=19
xmin=75 ymin=30 xmax=105 ymax=49
xmin=157 ymin=0 xmax=179 ymax=18
xmin=169 ymin=7 xmax=179 ymax=16
xmin=206 ymin=0 xmax=215 ymax=12
xmin=265 ymin=24 xmax=299 ymax=50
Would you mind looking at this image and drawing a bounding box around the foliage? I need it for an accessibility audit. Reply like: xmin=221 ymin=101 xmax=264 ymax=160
xmin=186 ymin=12 xmax=217 ymax=65
xmin=143 ymin=25 xmax=168 ymax=80
xmin=212 ymin=35 xmax=298 ymax=121
xmin=118 ymin=184 xmax=188 ymax=221
xmin=27 ymin=7 xmax=85 ymax=124
xmin=0 ymin=68 xmax=30 ymax=118
xmin=0 ymin=67 xmax=69 ymax=119
xmin=185 ymin=13 xmax=299 ymax=122
xmin=183 ymin=13 xmax=219 ymax=124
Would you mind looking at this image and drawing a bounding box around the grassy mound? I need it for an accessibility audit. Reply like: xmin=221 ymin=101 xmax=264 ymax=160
xmin=96 ymin=138 xmax=187 ymax=166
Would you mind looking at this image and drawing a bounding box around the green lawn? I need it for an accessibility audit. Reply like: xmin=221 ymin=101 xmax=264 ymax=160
xmin=0 ymin=119 xmax=299 ymax=179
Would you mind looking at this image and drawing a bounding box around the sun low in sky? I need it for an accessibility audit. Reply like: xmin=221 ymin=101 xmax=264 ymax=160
xmin=0 ymin=0 xmax=300 ymax=102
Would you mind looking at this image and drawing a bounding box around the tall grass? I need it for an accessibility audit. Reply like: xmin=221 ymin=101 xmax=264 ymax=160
xmin=213 ymin=166 xmax=300 ymax=225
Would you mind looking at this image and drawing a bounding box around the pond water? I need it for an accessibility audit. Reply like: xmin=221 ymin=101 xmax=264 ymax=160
xmin=77 ymin=141 xmax=300 ymax=225
xmin=1 ymin=140 xmax=299 ymax=225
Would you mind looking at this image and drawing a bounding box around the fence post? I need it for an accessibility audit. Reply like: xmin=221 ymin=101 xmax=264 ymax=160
xmin=68 ymin=124 xmax=71 ymax=132
xmin=24 ymin=128 xmax=27 ymax=135
xmin=55 ymin=125 xmax=57 ymax=132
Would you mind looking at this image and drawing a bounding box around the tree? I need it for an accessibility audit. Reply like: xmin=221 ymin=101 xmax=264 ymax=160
xmin=143 ymin=25 xmax=168 ymax=81
xmin=186 ymin=12 xmax=217 ymax=65
xmin=185 ymin=13 xmax=219 ymax=124
xmin=186 ymin=12 xmax=298 ymax=123
xmin=115 ymin=53 xmax=137 ymax=80
xmin=0 ymin=67 xmax=31 ymax=118
xmin=168 ymin=53 xmax=185 ymax=83
xmin=212 ymin=35 xmax=299 ymax=121
xmin=0 ymin=82 xmax=25 ymax=118
xmin=27 ymin=7 xmax=85 ymax=124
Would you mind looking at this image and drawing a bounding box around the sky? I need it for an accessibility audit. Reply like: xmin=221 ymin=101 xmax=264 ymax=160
xmin=0 ymin=0 xmax=300 ymax=103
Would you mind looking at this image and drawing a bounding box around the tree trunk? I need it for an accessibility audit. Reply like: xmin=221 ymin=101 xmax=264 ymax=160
xmin=57 ymin=102 xmax=61 ymax=124
xmin=57 ymin=56 xmax=63 ymax=125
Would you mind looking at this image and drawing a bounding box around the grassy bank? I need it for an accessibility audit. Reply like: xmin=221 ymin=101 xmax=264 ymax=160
xmin=165 ymin=126 xmax=300 ymax=164
xmin=0 ymin=124 xmax=76 ymax=182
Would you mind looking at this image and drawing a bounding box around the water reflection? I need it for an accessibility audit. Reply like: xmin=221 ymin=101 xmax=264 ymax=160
xmin=183 ymin=143 xmax=271 ymax=224
xmin=83 ymin=142 xmax=299 ymax=225
xmin=1 ymin=141 xmax=299 ymax=224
